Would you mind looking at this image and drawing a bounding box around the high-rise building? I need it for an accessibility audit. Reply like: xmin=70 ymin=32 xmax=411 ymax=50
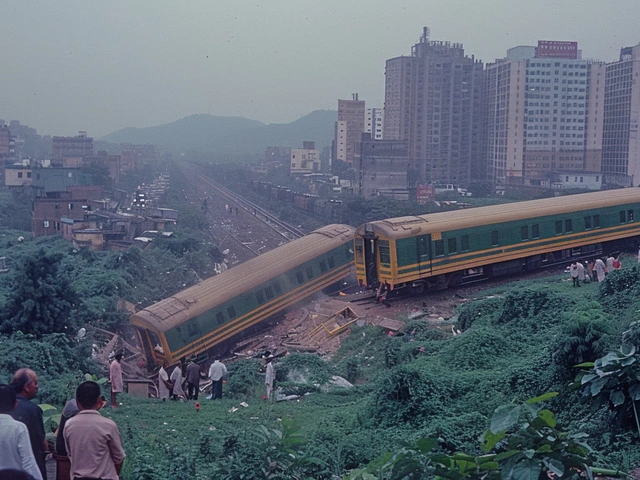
xmin=335 ymin=95 xmax=365 ymax=166
xmin=52 ymin=131 xmax=93 ymax=166
xmin=365 ymin=108 xmax=384 ymax=140
xmin=383 ymin=27 xmax=484 ymax=186
xmin=483 ymin=41 xmax=603 ymax=188
xmin=601 ymin=44 xmax=640 ymax=186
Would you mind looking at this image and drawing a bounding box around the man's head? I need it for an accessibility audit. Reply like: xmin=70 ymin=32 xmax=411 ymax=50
xmin=114 ymin=352 xmax=123 ymax=362
xmin=0 ymin=384 xmax=17 ymax=414
xmin=75 ymin=381 xmax=103 ymax=410
xmin=10 ymin=368 xmax=38 ymax=399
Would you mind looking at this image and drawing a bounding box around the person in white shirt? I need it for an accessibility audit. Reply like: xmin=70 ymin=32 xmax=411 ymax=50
xmin=208 ymin=359 xmax=228 ymax=400
xmin=0 ymin=384 xmax=43 ymax=480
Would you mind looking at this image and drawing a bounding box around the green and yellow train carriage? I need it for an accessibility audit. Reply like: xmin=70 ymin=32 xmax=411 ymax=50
xmin=132 ymin=224 xmax=355 ymax=366
xmin=355 ymin=189 xmax=640 ymax=294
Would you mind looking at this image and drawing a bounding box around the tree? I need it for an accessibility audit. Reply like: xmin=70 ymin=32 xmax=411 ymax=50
xmin=0 ymin=249 xmax=79 ymax=336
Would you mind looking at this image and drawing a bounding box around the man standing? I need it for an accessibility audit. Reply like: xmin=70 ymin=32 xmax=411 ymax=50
xmin=64 ymin=381 xmax=125 ymax=480
xmin=569 ymin=262 xmax=579 ymax=287
xmin=109 ymin=352 xmax=123 ymax=409
xmin=9 ymin=368 xmax=47 ymax=480
xmin=0 ymin=384 xmax=43 ymax=480
xmin=208 ymin=358 xmax=227 ymax=400
xmin=185 ymin=357 xmax=201 ymax=400
xmin=170 ymin=361 xmax=186 ymax=400
xmin=265 ymin=355 xmax=275 ymax=401
xmin=158 ymin=362 xmax=171 ymax=401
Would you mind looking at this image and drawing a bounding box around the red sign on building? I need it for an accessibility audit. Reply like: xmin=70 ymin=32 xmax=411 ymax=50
xmin=536 ymin=41 xmax=578 ymax=59
xmin=416 ymin=184 xmax=435 ymax=204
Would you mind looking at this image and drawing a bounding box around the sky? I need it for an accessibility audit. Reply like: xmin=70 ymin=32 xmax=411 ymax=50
xmin=2 ymin=0 xmax=639 ymax=138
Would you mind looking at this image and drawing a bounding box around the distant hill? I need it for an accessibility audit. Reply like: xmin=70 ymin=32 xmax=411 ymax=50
xmin=100 ymin=110 xmax=337 ymax=157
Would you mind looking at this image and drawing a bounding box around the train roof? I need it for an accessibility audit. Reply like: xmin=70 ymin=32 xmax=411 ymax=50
xmin=131 ymin=223 xmax=355 ymax=332
xmin=356 ymin=189 xmax=640 ymax=239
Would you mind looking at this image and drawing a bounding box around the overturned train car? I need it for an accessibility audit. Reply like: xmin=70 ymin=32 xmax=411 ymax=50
xmin=355 ymin=189 xmax=640 ymax=294
xmin=132 ymin=224 xmax=355 ymax=366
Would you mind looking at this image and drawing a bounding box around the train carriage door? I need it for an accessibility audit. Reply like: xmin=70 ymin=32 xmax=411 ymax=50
xmin=362 ymin=223 xmax=378 ymax=288
xmin=417 ymin=234 xmax=432 ymax=276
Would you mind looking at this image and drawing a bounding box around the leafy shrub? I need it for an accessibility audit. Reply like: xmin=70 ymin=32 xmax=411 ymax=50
xmin=438 ymin=326 xmax=513 ymax=370
xmin=225 ymin=358 xmax=262 ymax=398
xmin=370 ymin=364 xmax=456 ymax=426
xmin=456 ymin=296 xmax=503 ymax=332
xmin=277 ymin=352 xmax=335 ymax=385
xmin=495 ymin=287 xmax=569 ymax=332
xmin=552 ymin=301 xmax=613 ymax=377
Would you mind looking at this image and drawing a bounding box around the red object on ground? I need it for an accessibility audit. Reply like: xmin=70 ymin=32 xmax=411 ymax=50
xmin=195 ymin=402 xmax=200 ymax=412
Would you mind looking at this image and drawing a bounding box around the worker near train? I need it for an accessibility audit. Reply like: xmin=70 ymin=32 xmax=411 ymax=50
xmin=185 ymin=356 xmax=202 ymax=401
xmin=606 ymin=255 xmax=615 ymax=275
xmin=264 ymin=354 xmax=275 ymax=401
xmin=158 ymin=362 xmax=171 ymax=401
xmin=208 ymin=358 xmax=227 ymax=400
xmin=577 ymin=261 xmax=586 ymax=285
xmin=569 ymin=262 xmax=580 ymax=287
xmin=595 ymin=258 xmax=606 ymax=282
xmin=109 ymin=352 xmax=123 ymax=409
xmin=170 ymin=361 xmax=186 ymax=400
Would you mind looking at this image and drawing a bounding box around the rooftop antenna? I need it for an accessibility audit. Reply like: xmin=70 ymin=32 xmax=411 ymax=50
xmin=421 ymin=26 xmax=430 ymax=43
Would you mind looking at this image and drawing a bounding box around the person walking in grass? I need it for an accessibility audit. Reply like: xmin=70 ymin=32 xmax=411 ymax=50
xmin=264 ymin=355 xmax=275 ymax=400
xmin=595 ymin=258 xmax=606 ymax=282
xmin=109 ymin=352 xmax=123 ymax=409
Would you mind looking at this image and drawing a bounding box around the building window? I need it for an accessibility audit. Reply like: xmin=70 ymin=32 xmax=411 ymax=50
xmin=17 ymin=172 xmax=23 ymax=179
xmin=43 ymin=221 xmax=49 ymax=228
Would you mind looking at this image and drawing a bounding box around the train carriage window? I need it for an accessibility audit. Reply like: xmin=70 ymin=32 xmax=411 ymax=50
xmin=256 ymin=291 xmax=265 ymax=304
xmin=532 ymin=224 xmax=539 ymax=239
xmin=565 ymin=219 xmax=572 ymax=233
xmin=296 ymin=271 xmax=304 ymax=284
xmin=447 ymin=238 xmax=457 ymax=254
xmin=461 ymin=235 xmax=469 ymax=251
xmin=354 ymin=239 xmax=364 ymax=263
xmin=584 ymin=216 xmax=592 ymax=229
xmin=227 ymin=306 xmax=236 ymax=319
xmin=187 ymin=322 xmax=199 ymax=337
xmin=328 ymin=256 xmax=335 ymax=269
xmin=521 ymin=226 xmax=528 ymax=241
xmin=216 ymin=312 xmax=224 ymax=325
xmin=628 ymin=210 xmax=634 ymax=222
xmin=491 ymin=231 xmax=499 ymax=247
xmin=306 ymin=266 xmax=314 ymax=279
xmin=593 ymin=215 xmax=600 ymax=228
xmin=319 ymin=260 xmax=328 ymax=273
xmin=434 ymin=239 xmax=445 ymax=256
xmin=265 ymin=286 xmax=274 ymax=300
xmin=272 ymin=280 xmax=282 ymax=295
xmin=619 ymin=211 xmax=626 ymax=223
xmin=555 ymin=221 xmax=563 ymax=235
xmin=379 ymin=241 xmax=391 ymax=266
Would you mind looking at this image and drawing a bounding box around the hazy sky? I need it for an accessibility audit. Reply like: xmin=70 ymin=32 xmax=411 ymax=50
xmin=2 ymin=1 xmax=638 ymax=138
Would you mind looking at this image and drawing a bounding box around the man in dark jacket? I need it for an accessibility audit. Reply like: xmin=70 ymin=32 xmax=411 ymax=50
xmin=10 ymin=368 xmax=47 ymax=480
xmin=185 ymin=357 xmax=202 ymax=400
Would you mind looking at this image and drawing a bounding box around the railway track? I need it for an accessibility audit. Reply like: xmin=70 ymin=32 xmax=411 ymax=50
xmin=198 ymin=175 xmax=305 ymax=241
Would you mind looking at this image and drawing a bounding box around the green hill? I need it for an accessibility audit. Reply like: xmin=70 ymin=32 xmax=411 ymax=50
xmin=100 ymin=110 xmax=337 ymax=156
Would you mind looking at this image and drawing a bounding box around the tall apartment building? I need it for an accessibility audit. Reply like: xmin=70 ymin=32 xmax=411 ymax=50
xmin=334 ymin=95 xmax=365 ymax=165
xmin=52 ymin=131 xmax=93 ymax=166
xmin=601 ymin=44 xmax=640 ymax=186
xmin=365 ymin=108 xmax=384 ymax=139
xmin=383 ymin=27 xmax=484 ymax=186
xmin=484 ymin=41 xmax=604 ymax=188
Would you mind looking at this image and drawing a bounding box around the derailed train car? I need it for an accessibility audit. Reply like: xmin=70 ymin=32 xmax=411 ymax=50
xmin=132 ymin=224 xmax=355 ymax=366
xmin=355 ymin=189 xmax=640 ymax=294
